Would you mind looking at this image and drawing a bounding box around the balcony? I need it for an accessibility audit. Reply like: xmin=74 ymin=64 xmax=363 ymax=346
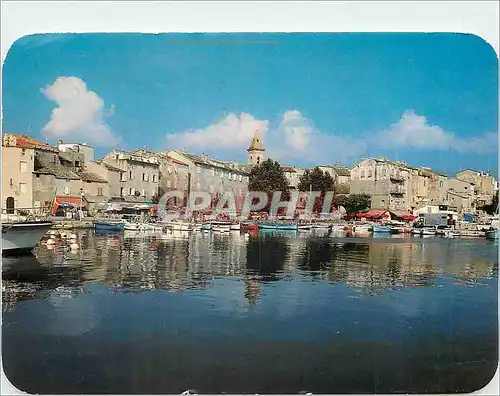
xmin=390 ymin=186 xmax=405 ymax=195
xmin=390 ymin=173 xmax=405 ymax=182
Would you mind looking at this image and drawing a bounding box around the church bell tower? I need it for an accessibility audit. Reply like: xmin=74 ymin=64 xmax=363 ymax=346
xmin=247 ymin=130 xmax=265 ymax=166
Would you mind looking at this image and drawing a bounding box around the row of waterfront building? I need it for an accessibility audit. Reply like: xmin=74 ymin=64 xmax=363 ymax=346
xmin=1 ymin=131 xmax=497 ymax=216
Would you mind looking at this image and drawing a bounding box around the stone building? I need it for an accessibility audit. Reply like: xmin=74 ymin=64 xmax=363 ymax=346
xmin=57 ymin=141 xmax=95 ymax=164
xmin=456 ymin=169 xmax=496 ymax=207
xmin=134 ymin=149 xmax=190 ymax=206
xmin=445 ymin=178 xmax=475 ymax=212
xmin=350 ymin=157 xmax=411 ymax=211
xmin=1 ymin=134 xmax=37 ymax=213
xmin=247 ymin=130 xmax=265 ymax=166
xmin=86 ymin=161 xmax=125 ymax=201
xmin=33 ymin=165 xmax=83 ymax=214
xmin=101 ymin=149 xmax=160 ymax=203
xmin=166 ymin=150 xmax=250 ymax=211
xmin=80 ymin=171 xmax=109 ymax=213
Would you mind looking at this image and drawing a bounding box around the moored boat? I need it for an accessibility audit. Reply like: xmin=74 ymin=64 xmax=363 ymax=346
xmin=241 ymin=222 xmax=258 ymax=231
xmin=421 ymin=226 xmax=436 ymax=236
xmin=2 ymin=220 xmax=53 ymax=255
xmin=201 ymin=223 xmax=212 ymax=231
xmin=230 ymin=223 xmax=241 ymax=231
xmin=486 ymin=229 xmax=499 ymax=240
xmin=212 ymin=221 xmax=231 ymax=232
xmin=258 ymin=221 xmax=297 ymax=231
xmin=94 ymin=220 xmax=125 ymax=232
xmin=372 ymin=223 xmax=392 ymax=233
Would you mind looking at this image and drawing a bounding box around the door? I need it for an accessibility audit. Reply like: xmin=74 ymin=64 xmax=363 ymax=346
xmin=6 ymin=197 xmax=15 ymax=214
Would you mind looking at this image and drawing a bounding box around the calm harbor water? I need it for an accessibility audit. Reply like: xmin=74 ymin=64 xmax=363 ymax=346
xmin=2 ymin=230 xmax=498 ymax=394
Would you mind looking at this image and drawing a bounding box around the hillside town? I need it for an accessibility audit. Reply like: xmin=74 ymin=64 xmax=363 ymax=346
xmin=2 ymin=131 xmax=498 ymax=221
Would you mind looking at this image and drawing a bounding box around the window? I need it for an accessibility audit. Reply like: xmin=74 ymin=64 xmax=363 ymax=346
xmin=257 ymin=157 xmax=260 ymax=165
xmin=360 ymin=170 xmax=365 ymax=178
xmin=120 ymin=187 xmax=125 ymax=196
xmin=97 ymin=187 xmax=103 ymax=196
xmin=129 ymin=171 xmax=133 ymax=180
xmin=228 ymin=172 xmax=231 ymax=179
xmin=368 ymin=169 xmax=373 ymax=178
xmin=167 ymin=180 xmax=172 ymax=188
xmin=246 ymin=176 xmax=249 ymax=183
xmin=220 ymin=171 xmax=224 ymax=178
xmin=439 ymin=181 xmax=443 ymax=187
xmin=36 ymin=174 xmax=40 ymax=178
xmin=64 ymin=186 xmax=70 ymax=195
xmin=120 ymin=172 xmax=127 ymax=181
xmin=233 ymin=174 xmax=237 ymax=181
xmin=19 ymin=183 xmax=27 ymax=194
xmin=20 ymin=161 xmax=27 ymax=173
xmin=141 ymin=189 xmax=146 ymax=196
xmin=53 ymin=155 xmax=57 ymax=164
xmin=130 ymin=188 xmax=135 ymax=195
xmin=75 ymin=161 xmax=80 ymax=167
xmin=143 ymin=173 xmax=149 ymax=182
xmin=21 ymin=149 xmax=26 ymax=156
xmin=197 ymin=166 xmax=201 ymax=174
xmin=239 ymin=175 xmax=242 ymax=182
xmin=196 ymin=182 xmax=201 ymax=191
xmin=151 ymin=174 xmax=156 ymax=182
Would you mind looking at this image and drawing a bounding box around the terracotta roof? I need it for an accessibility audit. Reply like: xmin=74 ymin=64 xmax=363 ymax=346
xmin=3 ymin=134 xmax=58 ymax=152
xmin=34 ymin=164 xmax=81 ymax=180
xmin=81 ymin=172 xmax=107 ymax=183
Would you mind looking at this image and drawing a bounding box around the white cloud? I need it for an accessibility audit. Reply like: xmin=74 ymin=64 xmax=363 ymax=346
xmin=166 ymin=110 xmax=366 ymax=165
xmin=41 ymin=76 xmax=120 ymax=147
xmin=377 ymin=110 xmax=496 ymax=153
xmin=267 ymin=110 xmax=366 ymax=165
xmin=165 ymin=112 xmax=268 ymax=152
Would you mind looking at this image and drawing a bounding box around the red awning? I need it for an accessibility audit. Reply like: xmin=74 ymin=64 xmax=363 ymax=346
xmin=360 ymin=209 xmax=389 ymax=219
xmin=51 ymin=196 xmax=84 ymax=214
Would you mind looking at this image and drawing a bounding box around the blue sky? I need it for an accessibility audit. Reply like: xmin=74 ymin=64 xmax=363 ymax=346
xmin=2 ymin=33 xmax=498 ymax=176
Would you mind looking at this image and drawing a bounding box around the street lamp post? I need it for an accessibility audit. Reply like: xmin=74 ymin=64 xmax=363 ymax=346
xmin=80 ymin=188 xmax=84 ymax=220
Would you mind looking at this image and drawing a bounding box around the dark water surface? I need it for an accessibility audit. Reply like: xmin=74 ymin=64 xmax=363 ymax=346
xmin=2 ymin=230 xmax=498 ymax=394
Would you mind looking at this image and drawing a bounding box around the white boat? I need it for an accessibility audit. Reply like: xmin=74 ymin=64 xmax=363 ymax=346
xmin=421 ymin=227 xmax=436 ymax=236
xmin=192 ymin=223 xmax=202 ymax=232
xmin=124 ymin=221 xmax=140 ymax=231
xmin=170 ymin=222 xmax=192 ymax=232
xmin=411 ymin=228 xmax=423 ymax=235
xmin=212 ymin=221 xmax=231 ymax=232
xmin=312 ymin=222 xmax=332 ymax=230
xmin=353 ymin=223 xmax=371 ymax=233
xmin=229 ymin=223 xmax=241 ymax=231
xmin=2 ymin=220 xmax=53 ymax=255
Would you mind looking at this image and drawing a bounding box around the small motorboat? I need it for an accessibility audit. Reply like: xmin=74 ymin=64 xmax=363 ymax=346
xmin=372 ymin=223 xmax=392 ymax=233
xmin=241 ymin=222 xmax=258 ymax=232
xmin=230 ymin=223 xmax=241 ymax=231
xmin=486 ymin=229 xmax=499 ymax=240
xmin=201 ymin=223 xmax=212 ymax=231
xmin=212 ymin=221 xmax=231 ymax=232
xmin=2 ymin=219 xmax=53 ymax=255
xmin=312 ymin=222 xmax=332 ymax=230
xmin=124 ymin=221 xmax=140 ymax=231
xmin=94 ymin=220 xmax=125 ymax=232
xmin=297 ymin=223 xmax=312 ymax=231
xmin=421 ymin=226 xmax=436 ymax=236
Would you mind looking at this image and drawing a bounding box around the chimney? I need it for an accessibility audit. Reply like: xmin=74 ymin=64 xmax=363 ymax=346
xmin=57 ymin=140 xmax=63 ymax=146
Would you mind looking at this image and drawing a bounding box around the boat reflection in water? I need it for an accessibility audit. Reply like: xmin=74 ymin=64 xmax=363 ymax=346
xmin=2 ymin=230 xmax=498 ymax=395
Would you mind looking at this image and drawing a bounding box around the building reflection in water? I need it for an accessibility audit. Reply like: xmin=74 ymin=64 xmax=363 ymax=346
xmin=3 ymin=231 xmax=498 ymax=310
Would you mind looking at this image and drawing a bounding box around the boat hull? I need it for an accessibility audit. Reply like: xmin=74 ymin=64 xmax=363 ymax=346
xmin=94 ymin=221 xmax=125 ymax=232
xmin=372 ymin=224 xmax=392 ymax=233
xmin=486 ymin=230 xmax=498 ymax=240
xmin=2 ymin=221 xmax=53 ymax=255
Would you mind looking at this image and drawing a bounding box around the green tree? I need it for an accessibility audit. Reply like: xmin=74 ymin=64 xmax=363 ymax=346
xmin=343 ymin=193 xmax=371 ymax=214
xmin=298 ymin=167 xmax=335 ymax=213
xmin=249 ymin=158 xmax=289 ymax=193
xmin=248 ymin=159 xmax=289 ymax=213
xmin=479 ymin=191 xmax=499 ymax=215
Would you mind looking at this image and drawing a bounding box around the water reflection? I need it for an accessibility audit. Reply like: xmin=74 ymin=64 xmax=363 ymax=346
xmin=2 ymin=231 xmax=498 ymax=394
xmin=2 ymin=231 xmax=497 ymax=309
